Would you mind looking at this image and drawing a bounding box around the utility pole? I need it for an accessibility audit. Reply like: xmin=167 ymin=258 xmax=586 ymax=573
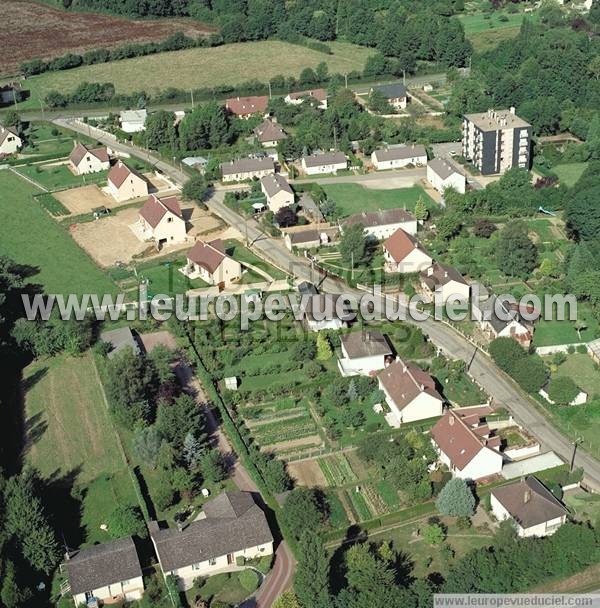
xmin=403 ymin=69 xmax=406 ymax=86
xmin=190 ymin=89 xmax=194 ymax=110
xmin=344 ymin=73 xmax=348 ymax=89
xmin=351 ymin=251 xmax=354 ymax=281
xmin=571 ymin=438 xmax=582 ymax=472
xmin=268 ymin=81 xmax=272 ymax=99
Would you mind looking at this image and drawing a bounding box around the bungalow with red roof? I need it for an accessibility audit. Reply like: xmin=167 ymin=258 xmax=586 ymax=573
xmin=107 ymin=161 xmax=148 ymax=202
xmin=69 ymin=143 xmax=110 ymax=175
xmin=377 ymin=359 xmax=444 ymax=428
xmin=138 ymin=194 xmax=187 ymax=245
xmin=284 ymin=89 xmax=328 ymax=110
xmin=0 ymin=124 xmax=22 ymax=155
xmin=383 ymin=228 xmax=433 ymax=274
xmin=225 ymin=96 xmax=269 ymax=119
xmin=183 ymin=239 xmax=242 ymax=288
xmin=431 ymin=409 xmax=503 ymax=480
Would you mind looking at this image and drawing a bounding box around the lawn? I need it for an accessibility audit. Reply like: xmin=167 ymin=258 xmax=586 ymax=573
xmin=0 ymin=171 xmax=117 ymax=296
xmin=21 ymin=40 xmax=374 ymax=105
xmin=458 ymin=10 xmax=534 ymax=34
xmin=224 ymin=238 xmax=288 ymax=280
xmin=321 ymin=184 xmax=435 ymax=218
xmin=135 ymin=257 xmax=209 ymax=297
xmin=20 ymin=122 xmax=79 ymax=159
xmin=564 ymin=490 xmax=600 ymax=525
xmin=191 ymin=572 xmax=251 ymax=606
xmin=552 ymin=353 xmax=600 ymax=398
xmin=533 ymin=302 xmax=599 ymax=347
xmin=15 ymin=163 xmax=108 ymax=191
xmin=552 ymin=163 xmax=588 ymax=188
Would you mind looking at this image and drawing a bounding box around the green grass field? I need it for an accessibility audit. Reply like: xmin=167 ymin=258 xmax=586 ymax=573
xmin=533 ymin=302 xmax=599 ymax=347
xmin=552 ymin=163 xmax=588 ymax=188
xmin=20 ymin=40 xmax=374 ymax=107
xmin=224 ymin=238 xmax=288 ymax=280
xmin=322 ymin=184 xmax=435 ymax=217
xmin=553 ymin=353 xmax=600 ymax=397
xmin=15 ymin=163 xmax=107 ymax=191
xmin=459 ymin=9 xmax=538 ymax=52
xmin=0 ymin=171 xmax=117 ymax=295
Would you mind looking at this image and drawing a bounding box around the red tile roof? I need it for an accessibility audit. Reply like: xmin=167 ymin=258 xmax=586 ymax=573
xmin=378 ymin=359 xmax=442 ymax=412
xmin=225 ymin=96 xmax=269 ymax=116
xmin=69 ymin=143 xmax=109 ymax=166
xmin=139 ymin=194 xmax=183 ymax=229
xmin=186 ymin=239 xmax=227 ymax=274
xmin=107 ymin=160 xmax=145 ymax=189
xmin=383 ymin=228 xmax=429 ymax=263
xmin=288 ymin=88 xmax=327 ymax=102
xmin=431 ymin=409 xmax=500 ymax=471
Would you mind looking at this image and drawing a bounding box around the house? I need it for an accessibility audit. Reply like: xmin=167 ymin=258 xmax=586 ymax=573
xmin=285 ymin=89 xmax=328 ymax=109
xmin=431 ymin=409 xmax=503 ymax=480
xmin=383 ymin=228 xmax=433 ymax=274
xmin=338 ymin=329 xmax=393 ymax=376
xmin=138 ymin=194 xmax=187 ymax=245
xmin=183 ymin=238 xmax=242 ymax=288
xmin=284 ymin=229 xmax=323 ymax=251
xmin=420 ymin=262 xmax=470 ymax=304
xmin=149 ymin=491 xmax=273 ymax=590
xmin=343 ymin=208 xmax=417 ymax=240
xmin=0 ymin=125 xmax=22 ymax=155
xmin=107 ymin=161 xmax=148 ymax=202
xmin=68 ymin=143 xmax=110 ymax=175
xmin=62 ymin=537 xmax=144 ymax=606
xmin=182 ymin=156 xmax=209 ymax=173
xmin=221 ymin=157 xmax=275 ymax=182
xmin=301 ymin=151 xmax=347 ymax=176
xmin=371 ymin=145 xmax=427 ymax=170
xmin=491 ymin=476 xmax=568 ymax=537
xmin=427 ymin=158 xmax=466 ymax=194
xmin=100 ymin=326 xmax=141 ymax=359
xmin=302 ymin=293 xmax=354 ymax=332
xmin=587 ymin=338 xmax=600 ymax=365
xmin=370 ymin=83 xmax=408 ymax=110
xmin=463 ymin=108 xmax=532 ymax=175
xmin=119 ymin=109 xmax=147 ymax=133
xmin=472 ymin=295 xmax=538 ymax=347
xmin=254 ymin=119 xmax=287 ymax=147
xmin=0 ymin=82 xmax=23 ymax=105
xmin=378 ymin=359 xmax=444 ymax=427
xmin=261 ymin=173 xmax=294 ymax=212
xmin=225 ymin=95 xmax=269 ymax=119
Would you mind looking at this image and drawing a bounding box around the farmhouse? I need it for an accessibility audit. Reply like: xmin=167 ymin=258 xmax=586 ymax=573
xmin=0 ymin=82 xmax=23 ymax=105
xmin=254 ymin=119 xmax=287 ymax=147
xmin=344 ymin=208 xmax=417 ymax=240
xmin=472 ymin=295 xmax=538 ymax=347
xmin=225 ymin=95 xmax=269 ymax=119
xmin=0 ymin=125 xmax=22 ymax=155
xmin=183 ymin=238 xmax=242 ymax=288
xmin=138 ymin=194 xmax=187 ymax=245
xmin=383 ymin=228 xmax=433 ymax=274
xmin=378 ymin=359 xmax=444 ymax=428
xmin=119 ymin=109 xmax=147 ymax=133
xmin=490 ymin=476 xmax=568 ymax=537
xmin=62 ymin=537 xmax=144 ymax=606
xmin=427 ymin=158 xmax=466 ymax=194
xmin=371 ymin=145 xmax=427 ymax=170
xmin=107 ymin=161 xmax=148 ymax=202
xmin=149 ymin=491 xmax=273 ymax=590
xmin=284 ymin=229 xmax=323 ymax=250
xmin=420 ymin=262 xmax=470 ymax=304
xmin=261 ymin=173 xmax=294 ymax=212
xmin=431 ymin=409 xmax=503 ymax=480
xmin=302 ymin=293 xmax=354 ymax=332
xmin=68 ymin=143 xmax=110 ymax=175
xmin=285 ymin=88 xmax=328 ymax=109
xmin=221 ymin=157 xmax=275 ymax=182
xmin=338 ymin=329 xmax=393 ymax=377
xmin=301 ymin=151 xmax=347 ymax=176
xmin=371 ymin=83 xmax=408 ymax=110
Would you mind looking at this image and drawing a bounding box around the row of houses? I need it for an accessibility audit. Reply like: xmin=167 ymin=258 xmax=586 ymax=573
xmin=62 ymin=491 xmax=274 ymax=606
xmin=225 ymin=89 xmax=328 ymax=119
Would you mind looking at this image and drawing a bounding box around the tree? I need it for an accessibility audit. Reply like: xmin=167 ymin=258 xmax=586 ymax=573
xmin=423 ymin=523 xmax=445 ymax=545
xmin=1 ymin=561 xmax=29 ymax=608
xmin=294 ymin=532 xmax=331 ymax=608
xmin=511 ymin=354 xmax=548 ymax=393
xmin=316 ymin=332 xmax=333 ymax=360
xmin=179 ymin=102 xmax=230 ymax=150
xmin=132 ymin=425 xmax=162 ymax=469
xmin=275 ymin=206 xmax=297 ymax=227
xmin=489 ymin=337 xmax=527 ymax=373
xmin=182 ymin=174 xmax=209 ymax=207
xmin=547 ymin=376 xmax=579 ymax=405
xmin=156 ymin=393 xmax=205 ymax=451
xmin=107 ymin=505 xmax=148 ymax=539
xmin=183 ymin=431 xmax=203 ymax=470
xmin=368 ymin=89 xmax=394 ymax=114
xmin=495 ymin=221 xmax=538 ymax=278
xmin=200 ymin=448 xmax=227 ymax=483
xmin=436 ymin=478 xmax=476 ymax=517
xmin=272 ymin=592 xmax=302 ymax=608
xmin=473 ymin=218 xmax=497 ymax=238
xmin=414 ymin=196 xmax=429 ymax=221
xmin=281 ymin=488 xmax=328 ymax=541
xmin=436 ymin=213 xmax=463 ymax=241
xmin=565 ymin=187 xmax=600 ymax=241
xmin=340 ymin=222 xmax=366 ymax=266
xmin=3 ymin=110 xmax=20 ymax=129
xmin=145 ymin=109 xmax=177 ymax=150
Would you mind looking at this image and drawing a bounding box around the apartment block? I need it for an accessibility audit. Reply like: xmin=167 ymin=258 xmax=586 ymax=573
xmin=462 ymin=108 xmax=532 ymax=175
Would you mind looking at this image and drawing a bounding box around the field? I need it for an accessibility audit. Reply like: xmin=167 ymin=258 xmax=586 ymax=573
xmin=552 ymin=163 xmax=588 ymax=188
xmin=0 ymin=0 xmax=213 ymax=75
xmin=533 ymin=302 xmax=599 ymax=347
xmin=321 ymin=184 xmax=435 ymax=218
xmin=0 ymin=171 xmax=117 ymax=295
xmin=21 ymin=40 xmax=374 ymax=104
xmin=15 ymin=163 xmax=108 ymax=191
xmin=552 ymin=353 xmax=600 ymax=397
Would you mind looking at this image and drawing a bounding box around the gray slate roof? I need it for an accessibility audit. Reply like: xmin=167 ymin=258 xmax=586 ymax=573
xmin=373 ymin=83 xmax=407 ymax=99
xmin=261 ymin=173 xmax=293 ymax=198
xmin=428 ymin=157 xmax=461 ymax=180
xmin=64 ymin=537 xmax=142 ymax=595
xmin=491 ymin=476 xmax=568 ymax=529
xmin=221 ymin=157 xmax=274 ymax=176
xmin=150 ymin=491 xmax=273 ymax=572
xmin=344 ymin=208 xmax=415 ymax=229
xmin=302 ymin=151 xmax=346 ymax=168
xmin=100 ymin=326 xmax=140 ymax=359
xmin=288 ymin=229 xmax=321 ymax=244
xmin=373 ymin=145 xmax=426 ymax=162
xmin=341 ymin=330 xmax=392 ymax=359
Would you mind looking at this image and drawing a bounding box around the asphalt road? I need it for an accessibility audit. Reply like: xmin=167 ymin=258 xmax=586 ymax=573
xmin=55 ymin=119 xmax=600 ymax=493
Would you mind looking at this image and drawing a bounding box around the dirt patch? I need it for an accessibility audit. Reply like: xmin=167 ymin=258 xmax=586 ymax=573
xmin=264 ymin=435 xmax=324 ymax=453
xmin=0 ymin=1 xmax=214 ymax=75
xmin=144 ymin=172 xmax=176 ymax=195
xmin=287 ymin=459 xmax=329 ymax=487
xmin=138 ymin=330 xmax=178 ymax=353
xmin=54 ymin=184 xmax=113 ymax=215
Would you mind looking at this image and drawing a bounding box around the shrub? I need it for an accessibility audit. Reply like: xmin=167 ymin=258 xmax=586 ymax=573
xmin=238 ymin=568 xmax=260 ymax=593
xmin=423 ymin=523 xmax=445 ymax=545
xmin=436 ymin=478 xmax=476 ymax=517
xmin=236 ymin=555 xmax=245 ymax=567
xmin=547 ymin=376 xmax=579 ymax=405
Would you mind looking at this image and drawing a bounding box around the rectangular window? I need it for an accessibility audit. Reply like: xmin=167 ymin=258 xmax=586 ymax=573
xmin=209 ymin=558 xmax=217 ymax=566
xmin=192 ymin=563 xmax=202 ymax=571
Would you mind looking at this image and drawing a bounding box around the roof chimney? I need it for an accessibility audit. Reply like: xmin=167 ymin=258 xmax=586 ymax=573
xmin=427 ymin=266 xmax=434 ymax=276
xmin=510 ymin=106 xmax=516 ymax=115
xmin=449 ymin=414 xmax=455 ymax=426
xmin=524 ymin=489 xmax=531 ymax=504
